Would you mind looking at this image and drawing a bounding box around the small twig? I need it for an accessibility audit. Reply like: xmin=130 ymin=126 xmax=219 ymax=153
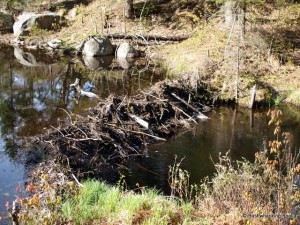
xmin=117 ymin=95 xmax=127 ymax=111
xmin=141 ymin=91 xmax=168 ymax=101
xmin=133 ymin=162 xmax=159 ymax=175
xmin=59 ymin=108 xmax=73 ymax=125
xmin=108 ymin=124 xmax=166 ymax=141
xmin=170 ymin=103 xmax=198 ymax=124
xmin=71 ymin=125 xmax=88 ymax=138
xmin=171 ymin=93 xmax=209 ymax=119
xmin=64 ymin=137 xmax=102 ymax=142
xmin=50 ymin=125 xmax=66 ymax=137
xmin=72 ymin=174 xmax=84 ymax=187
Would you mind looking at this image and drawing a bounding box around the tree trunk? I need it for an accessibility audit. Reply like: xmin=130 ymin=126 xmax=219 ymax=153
xmin=224 ymin=0 xmax=235 ymax=30
xmin=125 ymin=0 xmax=134 ymax=19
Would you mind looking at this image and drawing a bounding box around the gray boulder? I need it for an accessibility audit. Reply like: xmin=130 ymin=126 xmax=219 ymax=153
xmin=116 ymin=42 xmax=139 ymax=58
xmin=0 ymin=12 xmax=14 ymax=34
xmin=13 ymin=12 xmax=62 ymax=37
xmin=82 ymin=36 xmax=114 ymax=57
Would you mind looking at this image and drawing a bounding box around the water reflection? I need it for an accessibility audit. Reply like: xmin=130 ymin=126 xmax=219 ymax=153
xmin=82 ymin=55 xmax=113 ymax=71
xmin=0 ymin=46 xmax=164 ymax=220
xmin=0 ymin=46 xmax=164 ymax=139
xmin=124 ymin=106 xmax=300 ymax=194
xmin=14 ymin=47 xmax=59 ymax=67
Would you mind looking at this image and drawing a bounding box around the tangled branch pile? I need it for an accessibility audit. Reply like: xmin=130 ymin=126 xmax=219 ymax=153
xmin=30 ymin=80 xmax=213 ymax=182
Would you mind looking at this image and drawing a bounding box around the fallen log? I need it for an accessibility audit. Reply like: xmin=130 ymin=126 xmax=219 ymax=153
xmin=106 ymin=34 xmax=191 ymax=42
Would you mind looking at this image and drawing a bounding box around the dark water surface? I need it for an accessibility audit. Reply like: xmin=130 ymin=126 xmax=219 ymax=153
xmin=0 ymin=46 xmax=164 ymax=223
xmin=123 ymin=106 xmax=300 ymax=193
xmin=0 ymin=46 xmax=300 ymax=223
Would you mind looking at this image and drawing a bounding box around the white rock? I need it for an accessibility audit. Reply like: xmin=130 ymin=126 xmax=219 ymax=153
xmin=13 ymin=12 xmax=62 ymax=37
xmin=82 ymin=36 xmax=114 ymax=57
xmin=116 ymin=42 xmax=139 ymax=58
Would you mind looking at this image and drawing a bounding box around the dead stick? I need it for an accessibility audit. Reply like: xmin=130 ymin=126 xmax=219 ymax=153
xmin=141 ymin=91 xmax=168 ymax=101
xmin=64 ymin=137 xmax=103 ymax=142
xmin=133 ymin=162 xmax=159 ymax=175
xmin=171 ymin=93 xmax=209 ymax=119
xmin=117 ymin=95 xmax=127 ymax=111
xmin=170 ymin=103 xmax=198 ymax=124
xmin=108 ymin=124 xmax=166 ymax=141
xmin=72 ymin=174 xmax=84 ymax=187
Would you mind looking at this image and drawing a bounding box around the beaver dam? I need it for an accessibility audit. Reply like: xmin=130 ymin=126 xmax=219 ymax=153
xmin=27 ymin=79 xmax=214 ymax=182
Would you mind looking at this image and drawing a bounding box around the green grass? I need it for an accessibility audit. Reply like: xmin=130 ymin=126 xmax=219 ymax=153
xmin=61 ymin=180 xmax=194 ymax=224
xmin=62 ymin=181 xmax=119 ymax=223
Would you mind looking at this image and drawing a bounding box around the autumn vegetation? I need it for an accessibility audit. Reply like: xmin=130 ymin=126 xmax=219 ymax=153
xmin=0 ymin=0 xmax=300 ymax=224
xmin=4 ymin=110 xmax=297 ymax=224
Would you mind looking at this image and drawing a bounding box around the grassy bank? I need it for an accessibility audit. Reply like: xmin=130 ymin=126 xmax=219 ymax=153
xmin=62 ymin=180 xmax=195 ymax=224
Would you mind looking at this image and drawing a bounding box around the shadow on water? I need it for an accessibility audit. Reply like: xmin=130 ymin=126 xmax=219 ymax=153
xmin=0 ymin=46 xmax=165 ymax=222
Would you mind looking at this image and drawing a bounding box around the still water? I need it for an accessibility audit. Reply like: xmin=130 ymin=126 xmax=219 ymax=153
xmin=0 ymin=45 xmax=164 ymax=223
xmin=0 ymin=46 xmax=300 ymax=223
xmin=124 ymin=105 xmax=300 ymax=193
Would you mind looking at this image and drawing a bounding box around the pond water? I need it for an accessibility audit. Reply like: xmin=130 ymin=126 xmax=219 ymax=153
xmin=0 ymin=46 xmax=300 ymax=223
xmin=0 ymin=45 xmax=164 ymax=223
xmin=123 ymin=106 xmax=300 ymax=193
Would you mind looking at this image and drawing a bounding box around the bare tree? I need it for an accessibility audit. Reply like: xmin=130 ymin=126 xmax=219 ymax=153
xmin=124 ymin=0 xmax=134 ymax=19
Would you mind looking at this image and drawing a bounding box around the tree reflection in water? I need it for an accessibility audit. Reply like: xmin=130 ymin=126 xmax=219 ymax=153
xmin=0 ymin=46 xmax=164 ymax=220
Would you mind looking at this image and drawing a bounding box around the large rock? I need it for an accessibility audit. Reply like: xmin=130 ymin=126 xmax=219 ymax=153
xmin=117 ymin=42 xmax=139 ymax=58
xmin=13 ymin=12 xmax=62 ymax=37
xmin=82 ymin=36 xmax=114 ymax=57
xmin=0 ymin=12 xmax=14 ymax=34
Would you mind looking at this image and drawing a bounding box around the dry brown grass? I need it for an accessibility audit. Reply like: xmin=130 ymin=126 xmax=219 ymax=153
xmin=7 ymin=0 xmax=300 ymax=105
xmin=37 ymin=0 xmax=194 ymax=46
xmin=154 ymin=2 xmax=300 ymax=105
